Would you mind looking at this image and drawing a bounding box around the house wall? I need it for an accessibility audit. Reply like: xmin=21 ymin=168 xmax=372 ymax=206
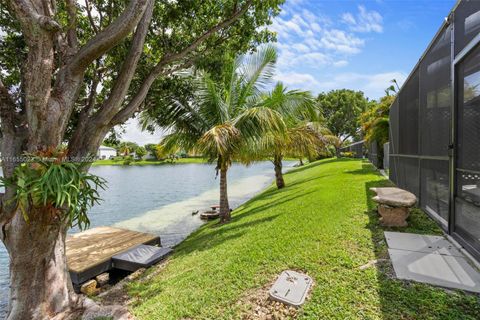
xmin=97 ymin=149 xmax=117 ymax=159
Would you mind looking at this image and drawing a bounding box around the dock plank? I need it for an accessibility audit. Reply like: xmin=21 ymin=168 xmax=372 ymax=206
xmin=66 ymin=226 xmax=160 ymax=284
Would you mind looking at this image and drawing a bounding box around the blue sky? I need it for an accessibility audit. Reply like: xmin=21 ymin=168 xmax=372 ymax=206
xmin=269 ymin=0 xmax=456 ymax=100
xmin=124 ymin=0 xmax=456 ymax=144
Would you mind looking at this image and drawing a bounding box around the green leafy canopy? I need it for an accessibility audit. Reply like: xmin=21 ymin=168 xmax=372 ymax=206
xmin=316 ymin=89 xmax=370 ymax=143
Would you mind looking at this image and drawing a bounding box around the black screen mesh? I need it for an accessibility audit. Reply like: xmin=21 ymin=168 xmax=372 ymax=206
xmin=389 ymin=98 xmax=399 ymax=155
xmin=386 ymin=0 xmax=480 ymax=259
xmin=390 ymin=26 xmax=451 ymax=221
xmin=399 ymin=69 xmax=419 ymax=155
xmin=340 ymin=141 xmax=364 ymax=158
xmin=390 ymin=155 xmax=398 ymax=182
xmin=419 ymin=26 xmax=452 ymax=157
xmin=368 ymin=141 xmax=379 ymax=168
xmin=420 ymin=159 xmax=450 ymax=222
xmin=454 ymin=0 xmax=480 ymax=56
xmin=457 ymin=44 xmax=480 ymax=172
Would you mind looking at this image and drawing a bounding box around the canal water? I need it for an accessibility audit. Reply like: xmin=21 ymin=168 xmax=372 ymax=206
xmin=0 ymin=161 xmax=293 ymax=316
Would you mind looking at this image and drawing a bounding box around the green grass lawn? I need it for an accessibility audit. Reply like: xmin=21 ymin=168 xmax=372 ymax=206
xmin=92 ymin=157 xmax=208 ymax=166
xmin=127 ymin=159 xmax=480 ymax=319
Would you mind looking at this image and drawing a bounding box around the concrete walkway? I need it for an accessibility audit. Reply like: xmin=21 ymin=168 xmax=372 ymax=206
xmin=385 ymin=231 xmax=480 ymax=293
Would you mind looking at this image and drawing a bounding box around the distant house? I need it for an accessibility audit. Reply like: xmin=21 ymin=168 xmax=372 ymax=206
xmin=97 ymin=146 xmax=117 ymax=160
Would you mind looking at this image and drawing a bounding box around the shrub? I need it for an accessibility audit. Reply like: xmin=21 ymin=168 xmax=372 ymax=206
xmin=340 ymin=151 xmax=355 ymax=158
xmin=123 ymin=156 xmax=133 ymax=165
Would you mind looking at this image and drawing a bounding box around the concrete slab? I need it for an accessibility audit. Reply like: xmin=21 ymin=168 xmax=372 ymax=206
xmin=384 ymin=231 xmax=463 ymax=257
xmin=388 ymin=248 xmax=480 ymax=293
xmin=269 ymin=270 xmax=313 ymax=307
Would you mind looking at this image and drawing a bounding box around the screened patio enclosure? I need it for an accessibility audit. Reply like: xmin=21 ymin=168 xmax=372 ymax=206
xmin=339 ymin=140 xmax=364 ymax=159
xmin=389 ymin=0 xmax=480 ymax=260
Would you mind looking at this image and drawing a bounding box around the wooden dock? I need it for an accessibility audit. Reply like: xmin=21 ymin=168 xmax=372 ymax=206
xmin=66 ymin=226 xmax=160 ymax=284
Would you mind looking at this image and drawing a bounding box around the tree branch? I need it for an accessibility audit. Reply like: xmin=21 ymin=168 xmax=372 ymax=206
xmin=65 ymin=0 xmax=150 ymax=75
xmin=109 ymin=60 xmax=194 ymax=126
xmin=154 ymin=0 xmax=253 ymax=70
xmin=45 ymin=0 xmax=150 ymax=145
xmin=91 ymin=0 xmax=154 ymax=123
xmin=68 ymin=0 xmax=252 ymax=158
xmin=67 ymin=0 xmax=153 ymax=157
xmin=109 ymin=0 xmax=253 ymax=126
xmin=76 ymin=60 xmax=102 ymax=130
xmin=0 ymin=80 xmax=27 ymax=224
xmin=9 ymin=0 xmax=61 ymax=35
xmin=0 ymin=79 xmax=18 ymax=133
xmin=84 ymin=0 xmax=99 ymax=34
xmin=65 ymin=0 xmax=78 ymax=50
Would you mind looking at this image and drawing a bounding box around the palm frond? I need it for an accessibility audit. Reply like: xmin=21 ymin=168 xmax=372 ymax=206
xmin=161 ymin=131 xmax=199 ymax=155
xmin=262 ymin=82 xmax=315 ymax=122
xmin=233 ymin=107 xmax=286 ymax=142
xmin=286 ymin=124 xmax=320 ymax=159
xmin=196 ymin=123 xmax=241 ymax=161
xmin=196 ymin=73 xmax=230 ymax=125
xmin=235 ymin=45 xmax=277 ymax=112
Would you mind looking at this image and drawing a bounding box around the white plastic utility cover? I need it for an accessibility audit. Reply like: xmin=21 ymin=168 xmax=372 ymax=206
xmin=269 ymin=270 xmax=312 ymax=307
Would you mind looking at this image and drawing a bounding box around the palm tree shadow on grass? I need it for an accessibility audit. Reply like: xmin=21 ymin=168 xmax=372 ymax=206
xmin=173 ymin=214 xmax=281 ymax=257
xmin=362 ymin=176 xmax=480 ymax=318
xmin=172 ymin=186 xmax=315 ymax=258
xmin=170 ymin=159 xmax=343 ymax=259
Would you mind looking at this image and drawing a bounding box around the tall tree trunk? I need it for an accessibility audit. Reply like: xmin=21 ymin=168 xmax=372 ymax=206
xmin=3 ymin=210 xmax=78 ymax=320
xmin=298 ymin=158 xmax=304 ymax=166
xmin=274 ymin=154 xmax=285 ymax=189
xmin=219 ymin=165 xmax=230 ymax=223
xmin=335 ymin=147 xmax=341 ymax=158
xmin=2 ymin=0 xmax=254 ymax=317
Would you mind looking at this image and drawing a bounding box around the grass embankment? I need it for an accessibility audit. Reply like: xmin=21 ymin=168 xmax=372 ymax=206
xmin=128 ymin=159 xmax=480 ymax=319
xmin=92 ymin=158 xmax=208 ymax=166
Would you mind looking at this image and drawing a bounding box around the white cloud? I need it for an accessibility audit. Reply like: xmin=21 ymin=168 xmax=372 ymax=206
xmin=269 ymin=4 xmax=378 ymax=73
xmin=317 ymin=71 xmax=407 ymax=99
xmin=342 ymin=5 xmax=383 ymax=33
xmin=341 ymin=13 xmax=356 ymax=25
xmin=292 ymin=43 xmax=311 ymax=53
xmin=332 ymin=60 xmax=348 ymax=67
xmin=274 ymin=70 xmax=407 ymax=100
xmin=311 ymin=22 xmax=321 ymax=32
xmin=274 ymin=71 xmax=320 ymax=92
xmin=268 ymin=3 xmax=391 ymax=98
xmin=320 ymin=29 xmax=364 ymax=54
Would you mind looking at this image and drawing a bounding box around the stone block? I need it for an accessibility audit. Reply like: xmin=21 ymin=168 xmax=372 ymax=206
xmin=80 ymin=279 xmax=98 ymax=296
xmin=95 ymin=273 xmax=110 ymax=287
xmin=378 ymin=204 xmax=409 ymax=227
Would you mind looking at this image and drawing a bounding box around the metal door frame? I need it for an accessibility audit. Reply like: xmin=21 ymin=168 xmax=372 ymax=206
xmin=449 ymin=27 xmax=480 ymax=260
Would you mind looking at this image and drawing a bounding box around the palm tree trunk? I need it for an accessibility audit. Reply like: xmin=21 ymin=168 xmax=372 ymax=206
xmin=219 ymin=165 xmax=230 ymax=223
xmin=274 ymin=154 xmax=285 ymax=189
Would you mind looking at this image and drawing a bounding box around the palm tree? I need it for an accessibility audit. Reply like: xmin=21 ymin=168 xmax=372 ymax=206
xmin=255 ymin=82 xmax=333 ymax=189
xmin=118 ymin=142 xmax=131 ymax=156
xmin=145 ymin=46 xmax=285 ymax=222
xmin=263 ymin=124 xmax=320 ymax=188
